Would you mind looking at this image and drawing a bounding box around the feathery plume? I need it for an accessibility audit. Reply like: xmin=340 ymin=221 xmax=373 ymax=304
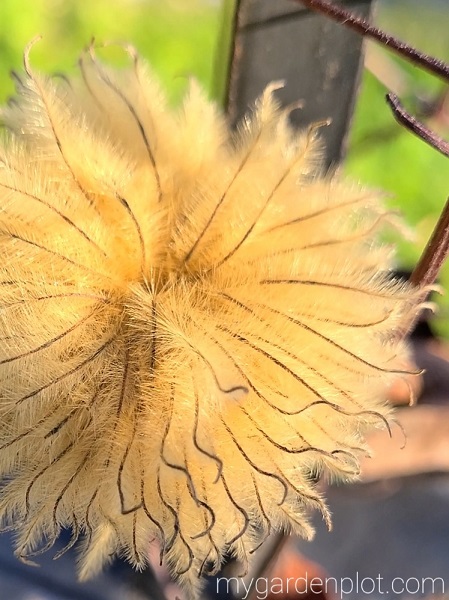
xmin=0 ymin=42 xmax=420 ymax=597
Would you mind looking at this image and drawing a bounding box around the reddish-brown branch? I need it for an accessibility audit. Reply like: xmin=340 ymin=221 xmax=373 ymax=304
xmin=411 ymin=198 xmax=449 ymax=289
xmin=386 ymin=93 xmax=449 ymax=159
xmin=294 ymin=0 xmax=449 ymax=321
xmin=292 ymin=0 xmax=449 ymax=83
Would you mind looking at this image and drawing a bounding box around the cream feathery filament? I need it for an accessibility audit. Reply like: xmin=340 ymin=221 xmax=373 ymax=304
xmin=0 ymin=43 xmax=422 ymax=598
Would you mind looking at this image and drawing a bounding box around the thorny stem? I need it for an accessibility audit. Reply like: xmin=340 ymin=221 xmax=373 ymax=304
xmin=386 ymin=93 xmax=449 ymax=159
xmin=293 ymin=0 xmax=449 ymax=84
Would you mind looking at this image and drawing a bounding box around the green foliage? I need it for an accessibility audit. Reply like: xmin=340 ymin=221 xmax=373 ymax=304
xmin=0 ymin=0 xmax=220 ymax=103
xmin=211 ymin=0 xmax=237 ymax=107
xmin=345 ymin=0 xmax=449 ymax=335
xmin=0 ymin=0 xmax=447 ymax=332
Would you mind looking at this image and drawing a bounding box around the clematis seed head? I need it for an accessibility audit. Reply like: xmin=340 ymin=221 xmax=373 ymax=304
xmin=0 ymin=43 xmax=420 ymax=598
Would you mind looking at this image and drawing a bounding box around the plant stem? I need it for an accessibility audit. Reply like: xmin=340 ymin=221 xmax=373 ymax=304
xmin=411 ymin=198 xmax=449 ymax=289
xmin=292 ymin=0 xmax=449 ymax=83
xmin=386 ymin=93 xmax=449 ymax=159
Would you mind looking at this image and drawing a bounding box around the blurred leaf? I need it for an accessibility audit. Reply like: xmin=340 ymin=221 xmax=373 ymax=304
xmin=211 ymin=0 xmax=237 ymax=107
xmin=0 ymin=0 xmax=221 ymax=103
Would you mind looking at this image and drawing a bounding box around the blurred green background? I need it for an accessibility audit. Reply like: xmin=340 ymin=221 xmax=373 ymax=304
xmin=0 ymin=0 xmax=448 ymax=331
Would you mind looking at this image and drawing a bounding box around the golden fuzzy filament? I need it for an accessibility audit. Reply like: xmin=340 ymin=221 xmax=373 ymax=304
xmin=0 ymin=43 xmax=421 ymax=598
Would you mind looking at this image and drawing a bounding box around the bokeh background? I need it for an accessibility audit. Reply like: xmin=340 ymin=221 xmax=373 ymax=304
xmin=0 ymin=2 xmax=448 ymax=599
xmin=0 ymin=0 xmax=447 ymax=330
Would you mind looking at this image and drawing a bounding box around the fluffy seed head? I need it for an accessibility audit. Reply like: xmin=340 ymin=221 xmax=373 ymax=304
xmin=0 ymin=43 xmax=419 ymax=597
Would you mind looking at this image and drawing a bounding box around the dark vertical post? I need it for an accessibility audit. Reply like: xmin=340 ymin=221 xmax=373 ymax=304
xmin=219 ymin=0 xmax=375 ymax=169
